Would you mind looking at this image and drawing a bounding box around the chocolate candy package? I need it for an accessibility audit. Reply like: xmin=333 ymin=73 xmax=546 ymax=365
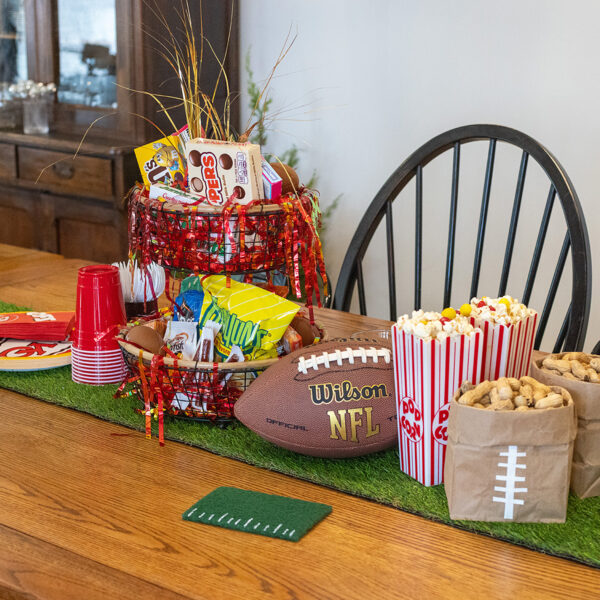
xmin=135 ymin=135 xmax=186 ymax=188
xmin=186 ymin=138 xmax=263 ymax=206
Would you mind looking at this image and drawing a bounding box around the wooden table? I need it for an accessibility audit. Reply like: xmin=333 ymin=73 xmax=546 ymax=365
xmin=0 ymin=243 xmax=597 ymax=600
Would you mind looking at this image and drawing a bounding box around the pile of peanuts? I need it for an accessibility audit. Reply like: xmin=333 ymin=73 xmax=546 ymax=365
xmin=541 ymin=353 xmax=600 ymax=383
xmin=454 ymin=376 xmax=572 ymax=411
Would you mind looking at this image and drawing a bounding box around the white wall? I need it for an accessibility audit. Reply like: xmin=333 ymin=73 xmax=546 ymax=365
xmin=240 ymin=0 xmax=599 ymax=350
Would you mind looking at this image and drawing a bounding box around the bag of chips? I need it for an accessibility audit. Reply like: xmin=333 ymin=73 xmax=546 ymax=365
xmin=189 ymin=275 xmax=300 ymax=360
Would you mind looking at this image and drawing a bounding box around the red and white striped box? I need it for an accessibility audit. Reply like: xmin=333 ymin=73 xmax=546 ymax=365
xmin=472 ymin=313 xmax=538 ymax=381
xmin=391 ymin=326 xmax=483 ymax=487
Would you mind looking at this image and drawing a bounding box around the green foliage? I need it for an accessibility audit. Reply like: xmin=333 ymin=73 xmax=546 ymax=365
xmin=245 ymin=51 xmax=272 ymax=148
xmin=245 ymin=49 xmax=339 ymax=235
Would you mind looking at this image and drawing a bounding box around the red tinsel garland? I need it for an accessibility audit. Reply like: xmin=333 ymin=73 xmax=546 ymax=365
xmin=127 ymin=186 xmax=327 ymax=317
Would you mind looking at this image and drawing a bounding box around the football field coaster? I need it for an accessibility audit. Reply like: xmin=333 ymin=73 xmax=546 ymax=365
xmin=182 ymin=487 xmax=332 ymax=542
xmin=0 ymin=301 xmax=599 ymax=568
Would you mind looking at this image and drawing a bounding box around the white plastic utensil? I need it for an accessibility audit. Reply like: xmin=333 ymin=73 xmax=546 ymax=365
xmin=112 ymin=261 xmax=166 ymax=302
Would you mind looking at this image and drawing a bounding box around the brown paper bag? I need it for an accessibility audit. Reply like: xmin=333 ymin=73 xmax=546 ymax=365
xmin=444 ymin=392 xmax=576 ymax=522
xmin=532 ymin=356 xmax=600 ymax=498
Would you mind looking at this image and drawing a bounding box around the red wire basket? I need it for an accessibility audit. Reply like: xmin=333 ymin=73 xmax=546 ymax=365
xmin=117 ymin=320 xmax=328 ymax=441
xmin=127 ymin=187 xmax=327 ymax=313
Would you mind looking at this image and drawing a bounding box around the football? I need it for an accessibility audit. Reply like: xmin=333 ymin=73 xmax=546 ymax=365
xmin=234 ymin=339 xmax=398 ymax=458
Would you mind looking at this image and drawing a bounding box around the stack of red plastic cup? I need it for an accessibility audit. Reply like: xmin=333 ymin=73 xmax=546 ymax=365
xmin=71 ymin=265 xmax=127 ymax=385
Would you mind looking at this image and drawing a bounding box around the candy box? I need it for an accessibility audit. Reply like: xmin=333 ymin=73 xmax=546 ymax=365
xmin=444 ymin=390 xmax=576 ymax=522
xmin=135 ymin=135 xmax=186 ymax=188
xmin=149 ymin=183 xmax=199 ymax=205
xmin=262 ymin=160 xmax=282 ymax=201
xmin=391 ymin=324 xmax=483 ymax=486
xmin=186 ymin=138 xmax=263 ymax=206
xmin=532 ymin=354 xmax=600 ymax=498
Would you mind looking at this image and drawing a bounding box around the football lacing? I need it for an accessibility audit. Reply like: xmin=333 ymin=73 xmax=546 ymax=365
xmin=297 ymin=346 xmax=391 ymax=374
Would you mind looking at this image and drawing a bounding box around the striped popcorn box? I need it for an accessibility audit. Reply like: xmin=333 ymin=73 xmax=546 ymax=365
xmin=469 ymin=297 xmax=538 ymax=381
xmin=392 ymin=315 xmax=483 ymax=487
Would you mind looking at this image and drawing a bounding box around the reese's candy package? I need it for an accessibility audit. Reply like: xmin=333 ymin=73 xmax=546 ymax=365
xmin=194 ymin=275 xmax=300 ymax=360
xmin=135 ymin=135 xmax=186 ymax=188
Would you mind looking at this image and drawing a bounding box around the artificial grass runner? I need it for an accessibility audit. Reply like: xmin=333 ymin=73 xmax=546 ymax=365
xmin=0 ymin=301 xmax=599 ymax=567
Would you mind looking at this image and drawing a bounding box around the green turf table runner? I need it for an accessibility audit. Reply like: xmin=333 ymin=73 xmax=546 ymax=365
xmin=0 ymin=300 xmax=598 ymax=568
xmin=183 ymin=487 xmax=332 ymax=541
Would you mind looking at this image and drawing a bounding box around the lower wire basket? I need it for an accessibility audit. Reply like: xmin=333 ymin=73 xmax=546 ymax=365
xmin=117 ymin=322 xmax=327 ymax=426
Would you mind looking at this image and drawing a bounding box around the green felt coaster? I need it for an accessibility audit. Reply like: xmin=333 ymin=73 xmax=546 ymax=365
xmin=182 ymin=487 xmax=332 ymax=542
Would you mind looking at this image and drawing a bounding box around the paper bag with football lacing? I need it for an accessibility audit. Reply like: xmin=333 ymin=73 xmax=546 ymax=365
xmin=444 ymin=394 xmax=576 ymax=523
xmin=532 ymin=357 xmax=600 ymax=498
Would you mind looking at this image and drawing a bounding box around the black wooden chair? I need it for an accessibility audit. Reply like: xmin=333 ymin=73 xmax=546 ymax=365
xmin=333 ymin=124 xmax=591 ymax=352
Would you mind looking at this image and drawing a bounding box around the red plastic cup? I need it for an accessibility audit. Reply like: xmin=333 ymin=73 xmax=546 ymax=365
xmin=72 ymin=265 xmax=126 ymax=384
xmin=72 ymin=265 xmax=126 ymax=352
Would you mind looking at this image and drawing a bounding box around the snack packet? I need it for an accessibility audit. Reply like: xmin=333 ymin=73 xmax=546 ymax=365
xmin=164 ymin=321 xmax=198 ymax=359
xmin=192 ymin=275 xmax=300 ymax=360
xmin=174 ymin=290 xmax=205 ymax=322
xmin=194 ymin=320 xmax=221 ymax=362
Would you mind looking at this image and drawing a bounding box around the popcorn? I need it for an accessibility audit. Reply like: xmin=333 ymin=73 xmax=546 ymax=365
xmin=469 ymin=296 xmax=535 ymax=325
xmin=396 ymin=309 xmax=478 ymax=341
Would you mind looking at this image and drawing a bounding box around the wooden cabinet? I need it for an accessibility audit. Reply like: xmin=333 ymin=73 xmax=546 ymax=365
xmin=0 ymin=0 xmax=238 ymax=262
xmin=0 ymin=132 xmax=134 ymax=261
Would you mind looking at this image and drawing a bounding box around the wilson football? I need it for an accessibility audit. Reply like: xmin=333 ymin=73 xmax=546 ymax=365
xmin=234 ymin=339 xmax=397 ymax=458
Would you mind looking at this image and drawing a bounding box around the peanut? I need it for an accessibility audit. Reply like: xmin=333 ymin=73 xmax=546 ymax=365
xmin=513 ymin=395 xmax=528 ymax=407
xmin=535 ymin=393 xmax=563 ymax=410
xmin=489 ymin=387 xmax=500 ymax=404
xmin=542 ymin=357 xmax=571 ymax=373
xmin=515 ymin=405 xmax=532 ymax=412
xmin=519 ymin=384 xmax=533 ymax=405
xmin=473 ymin=402 xmax=484 ymax=409
xmin=457 ymin=380 xmax=494 ymax=406
xmin=479 ymin=393 xmax=491 ymax=406
xmin=460 ymin=380 xmax=474 ymax=394
xmin=496 ymin=377 xmax=513 ymax=401
xmin=507 ymin=377 xmax=521 ymax=391
xmin=590 ymin=358 xmax=600 ymax=372
xmin=562 ymin=352 xmax=589 ymax=363
xmin=562 ymin=371 xmax=577 ymax=380
xmin=571 ymin=360 xmax=588 ymax=381
xmin=489 ymin=398 xmax=514 ymax=411
xmin=453 ymin=388 xmax=461 ymax=402
xmin=588 ymin=369 xmax=600 ymax=383
xmin=520 ymin=376 xmax=552 ymax=401
xmin=542 ymin=368 xmax=562 ymax=377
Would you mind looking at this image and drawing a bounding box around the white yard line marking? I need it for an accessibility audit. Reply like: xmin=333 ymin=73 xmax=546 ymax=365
xmin=244 ymin=518 xmax=253 ymax=528
xmin=208 ymin=514 xmax=214 ymax=521
xmin=273 ymin=523 xmax=282 ymax=534
xmin=199 ymin=512 xmax=205 ymax=519
xmin=289 ymin=530 xmax=295 ymax=538
xmin=253 ymin=522 xmax=261 ymax=529
xmin=263 ymin=525 xmax=269 ymax=531
xmin=218 ymin=513 xmax=228 ymax=523
xmin=227 ymin=518 xmax=234 ymax=524
xmin=187 ymin=508 xmax=197 ymax=517
xmin=282 ymin=528 xmax=288 ymax=536
xmin=235 ymin=519 xmax=241 ymax=525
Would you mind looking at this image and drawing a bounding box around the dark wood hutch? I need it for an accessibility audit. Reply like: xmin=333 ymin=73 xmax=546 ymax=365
xmin=0 ymin=0 xmax=238 ymax=263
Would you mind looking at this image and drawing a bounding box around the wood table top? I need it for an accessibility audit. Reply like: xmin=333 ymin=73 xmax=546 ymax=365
xmin=0 ymin=243 xmax=597 ymax=600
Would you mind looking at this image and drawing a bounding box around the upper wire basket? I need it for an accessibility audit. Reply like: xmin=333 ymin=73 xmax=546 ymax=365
xmin=128 ymin=186 xmax=322 ymax=275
